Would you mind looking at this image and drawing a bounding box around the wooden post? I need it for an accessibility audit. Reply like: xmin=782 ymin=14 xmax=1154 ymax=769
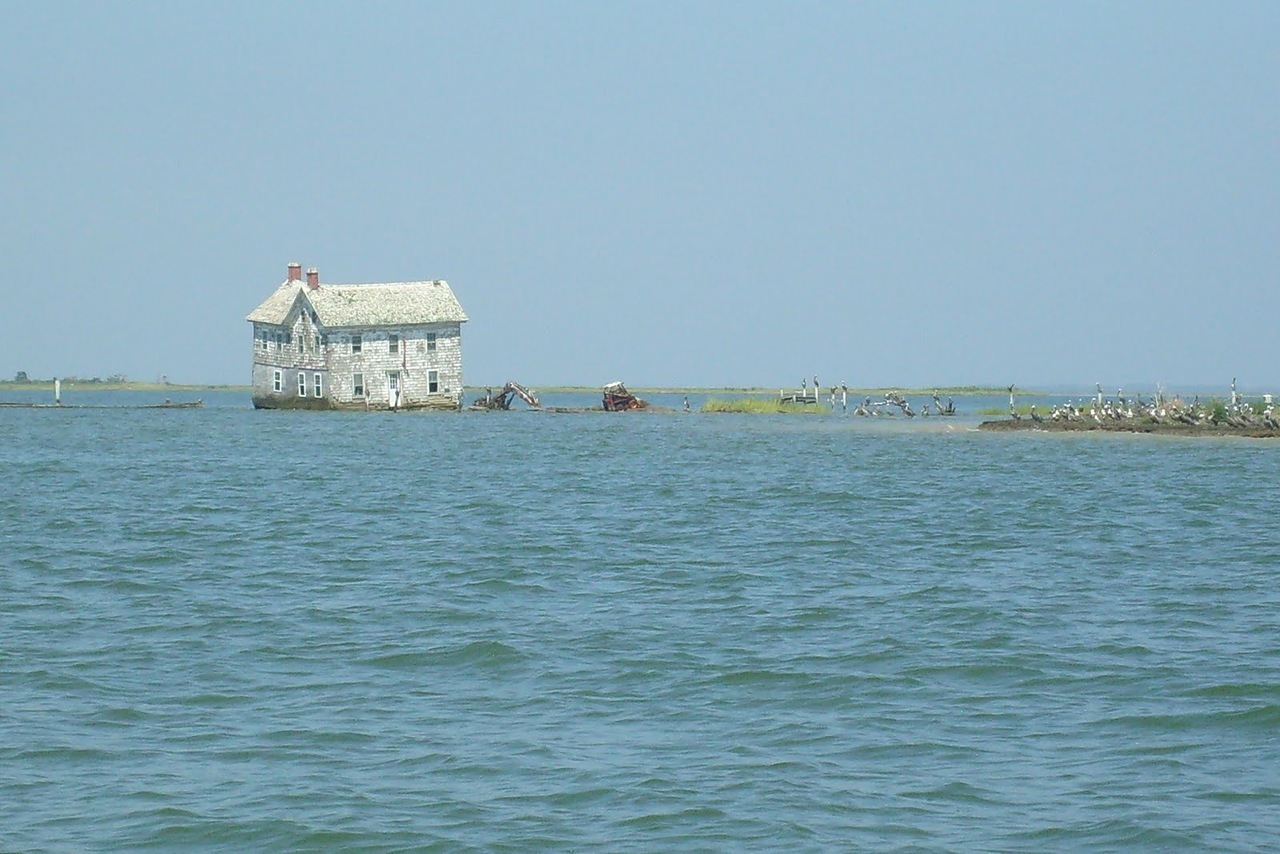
xmin=54 ymin=378 xmax=61 ymax=405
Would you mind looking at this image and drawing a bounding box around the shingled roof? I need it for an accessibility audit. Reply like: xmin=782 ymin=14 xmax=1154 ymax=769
xmin=246 ymin=279 xmax=468 ymax=328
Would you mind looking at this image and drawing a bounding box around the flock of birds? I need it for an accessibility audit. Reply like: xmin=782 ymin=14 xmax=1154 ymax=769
xmin=850 ymin=392 xmax=958 ymax=418
xmin=792 ymin=378 xmax=1276 ymax=431
xmin=789 ymin=377 xmax=958 ymax=417
xmin=1009 ymin=381 xmax=1279 ymax=430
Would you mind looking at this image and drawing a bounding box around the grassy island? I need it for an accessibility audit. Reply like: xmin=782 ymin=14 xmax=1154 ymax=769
xmin=702 ymin=398 xmax=830 ymax=414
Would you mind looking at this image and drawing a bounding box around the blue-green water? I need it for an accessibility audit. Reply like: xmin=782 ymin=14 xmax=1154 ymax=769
xmin=3 ymin=392 xmax=1278 ymax=851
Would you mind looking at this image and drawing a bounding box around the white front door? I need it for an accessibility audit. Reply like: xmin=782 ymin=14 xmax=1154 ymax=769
xmin=388 ymin=371 xmax=401 ymax=408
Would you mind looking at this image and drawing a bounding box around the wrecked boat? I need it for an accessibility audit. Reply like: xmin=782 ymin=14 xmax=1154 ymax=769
xmin=602 ymin=381 xmax=647 ymax=411
xmin=471 ymin=381 xmax=540 ymax=410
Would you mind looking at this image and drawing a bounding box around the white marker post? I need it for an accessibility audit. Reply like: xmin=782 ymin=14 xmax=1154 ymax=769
xmin=54 ymin=378 xmax=61 ymax=405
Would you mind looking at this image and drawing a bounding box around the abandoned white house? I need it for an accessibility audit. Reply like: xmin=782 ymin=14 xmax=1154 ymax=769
xmin=246 ymin=263 xmax=468 ymax=410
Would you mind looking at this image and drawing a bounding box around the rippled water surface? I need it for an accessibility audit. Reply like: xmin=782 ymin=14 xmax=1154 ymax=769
xmin=3 ymin=392 xmax=1279 ymax=851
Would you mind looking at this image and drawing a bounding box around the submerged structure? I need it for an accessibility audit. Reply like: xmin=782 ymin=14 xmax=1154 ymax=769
xmin=246 ymin=263 xmax=468 ymax=410
xmin=471 ymin=381 xmax=540 ymax=410
xmin=602 ymin=381 xmax=646 ymax=411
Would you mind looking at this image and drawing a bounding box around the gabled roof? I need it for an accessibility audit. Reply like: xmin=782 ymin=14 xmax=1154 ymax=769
xmin=246 ymin=280 xmax=468 ymax=328
xmin=245 ymin=282 xmax=306 ymax=325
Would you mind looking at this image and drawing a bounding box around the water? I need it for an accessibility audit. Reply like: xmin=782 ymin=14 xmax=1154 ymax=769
xmin=2 ymin=392 xmax=1278 ymax=851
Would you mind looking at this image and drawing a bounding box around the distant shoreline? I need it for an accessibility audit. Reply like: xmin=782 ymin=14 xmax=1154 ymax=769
xmin=0 ymin=382 xmax=250 ymax=392
xmin=483 ymin=385 xmax=1023 ymax=396
xmin=979 ymin=418 xmax=1279 ymax=439
xmin=1 ymin=382 xmax=1262 ymax=403
xmin=0 ymin=382 xmax=1020 ymax=396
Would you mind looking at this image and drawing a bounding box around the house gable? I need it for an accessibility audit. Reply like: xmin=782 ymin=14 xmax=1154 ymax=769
xmin=246 ymin=283 xmax=307 ymax=326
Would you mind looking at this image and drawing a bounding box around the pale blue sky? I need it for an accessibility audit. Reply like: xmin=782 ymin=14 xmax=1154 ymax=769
xmin=1 ymin=2 xmax=1277 ymax=390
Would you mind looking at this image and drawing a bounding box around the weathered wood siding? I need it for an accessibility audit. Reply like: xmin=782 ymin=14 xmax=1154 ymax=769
xmin=327 ymin=325 xmax=463 ymax=409
xmin=250 ymin=316 xmax=463 ymax=410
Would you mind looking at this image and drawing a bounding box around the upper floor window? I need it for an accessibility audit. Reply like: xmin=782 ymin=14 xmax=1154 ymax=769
xmin=426 ymin=332 xmax=436 ymax=351
xmin=389 ymin=334 xmax=400 ymax=354
xmin=351 ymin=335 xmax=362 ymax=354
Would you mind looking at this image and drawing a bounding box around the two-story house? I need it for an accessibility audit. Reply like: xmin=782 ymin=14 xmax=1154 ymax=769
xmin=246 ymin=263 xmax=468 ymax=410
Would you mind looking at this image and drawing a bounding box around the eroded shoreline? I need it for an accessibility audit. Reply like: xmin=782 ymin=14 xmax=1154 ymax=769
xmin=979 ymin=418 xmax=1279 ymax=438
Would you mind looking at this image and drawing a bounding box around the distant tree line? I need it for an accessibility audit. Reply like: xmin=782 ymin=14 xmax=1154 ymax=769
xmin=4 ymin=372 xmax=130 ymax=384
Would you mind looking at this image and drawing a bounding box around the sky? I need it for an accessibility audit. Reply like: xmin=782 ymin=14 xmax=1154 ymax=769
xmin=1 ymin=2 xmax=1277 ymax=391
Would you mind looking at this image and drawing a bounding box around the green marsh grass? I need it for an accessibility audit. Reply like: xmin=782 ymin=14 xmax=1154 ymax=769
xmin=702 ymin=397 xmax=829 ymax=414
xmin=977 ymin=404 xmax=1041 ymax=416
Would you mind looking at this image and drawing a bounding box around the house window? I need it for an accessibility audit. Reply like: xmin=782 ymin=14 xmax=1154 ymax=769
xmin=320 ymin=334 xmax=328 ymax=347
xmin=353 ymin=373 xmax=364 ymax=397
xmin=297 ymin=372 xmax=306 ymax=396
xmin=313 ymin=334 xmax=320 ymax=352
xmin=273 ymin=369 xmax=282 ymax=393
xmin=275 ymin=332 xmax=283 ymax=349
xmin=389 ymin=333 xmax=399 ymax=354
xmin=428 ymin=370 xmax=439 ymax=393
xmin=426 ymin=332 xmax=436 ymax=351
xmin=351 ymin=335 xmax=362 ymax=354
xmin=285 ymin=331 xmax=292 ymax=345
xmin=313 ymin=373 xmax=323 ymax=398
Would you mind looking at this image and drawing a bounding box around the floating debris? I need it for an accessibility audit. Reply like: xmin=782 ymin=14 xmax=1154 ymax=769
xmin=471 ymin=380 xmax=540 ymax=410
xmin=602 ymin=381 xmax=646 ymax=411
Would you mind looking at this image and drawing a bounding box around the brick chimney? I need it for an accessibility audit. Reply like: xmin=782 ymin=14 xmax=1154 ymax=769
xmin=307 ymin=268 xmax=319 ymax=290
xmin=287 ymin=262 xmax=302 ymax=282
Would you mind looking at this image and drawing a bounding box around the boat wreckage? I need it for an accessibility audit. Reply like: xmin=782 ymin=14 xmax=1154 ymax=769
xmin=602 ymin=381 xmax=647 ymax=411
xmin=470 ymin=380 xmax=540 ymax=410
xmin=468 ymin=380 xmax=656 ymax=413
